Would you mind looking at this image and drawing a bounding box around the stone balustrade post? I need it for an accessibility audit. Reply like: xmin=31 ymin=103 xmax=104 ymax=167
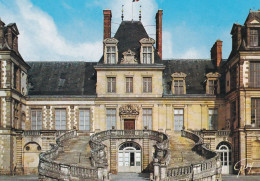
xmin=160 ymin=165 xmax=167 ymax=180
xmin=153 ymin=159 xmax=160 ymax=181
xmin=60 ymin=165 xmax=70 ymax=181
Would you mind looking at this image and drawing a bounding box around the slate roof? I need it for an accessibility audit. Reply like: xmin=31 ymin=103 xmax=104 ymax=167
xmin=99 ymin=21 xmax=162 ymax=64
xmin=27 ymin=59 xmax=219 ymax=96
xmin=27 ymin=62 xmax=96 ymax=96
xmin=163 ymin=59 xmax=216 ymax=94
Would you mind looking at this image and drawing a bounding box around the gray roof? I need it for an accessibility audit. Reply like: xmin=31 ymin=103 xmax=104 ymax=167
xmin=99 ymin=21 xmax=162 ymax=64
xmin=27 ymin=62 xmax=96 ymax=95
xmin=27 ymin=59 xmax=218 ymax=96
xmin=163 ymin=59 xmax=216 ymax=94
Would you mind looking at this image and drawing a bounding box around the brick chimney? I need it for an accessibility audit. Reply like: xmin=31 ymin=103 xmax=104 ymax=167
xmin=103 ymin=9 xmax=112 ymax=40
xmin=156 ymin=9 xmax=163 ymax=59
xmin=211 ymin=40 xmax=222 ymax=68
xmin=0 ymin=19 xmax=5 ymax=47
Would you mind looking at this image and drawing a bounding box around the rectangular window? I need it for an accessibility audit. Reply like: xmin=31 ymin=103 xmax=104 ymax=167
xmin=143 ymin=108 xmax=152 ymax=129
xmin=209 ymin=109 xmax=218 ymax=130
xmin=143 ymin=77 xmax=152 ymax=93
xmin=250 ymin=29 xmax=259 ymax=47
xmin=230 ymin=66 xmax=237 ymax=90
xmin=55 ymin=109 xmax=66 ymax=130
xmin=107 ymin=77 xmax=116 ymax=93
xmin=174 ymin=109 xmax=183 ymax=131
xmin=143 ymin=46 xmax=152 ymax=64
xmin=251 ymin=98 xmax=260 ymax=128
xmin=250 ymin=62 xmax=260 ymax=87
xmin=107 ymin=46 xmax=116 ymax=64
xmin=174 ymin=80 xmax=184 ymax=94
xmin=31 ymin=109 xmax=42 ymax=130
xmin=208 ymin=80 xmax=217 ymax=95
xmin=107 ymin=108 xmax=116 ymax=130
xmin=79 ymin=109 xmax=90 ymax=131
xmin=126 ymin=77 xmax=133 ymax=93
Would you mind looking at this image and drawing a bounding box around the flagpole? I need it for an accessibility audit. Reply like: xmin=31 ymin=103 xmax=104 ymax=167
xmin=132 ymin=1 xmax=133 ymax=21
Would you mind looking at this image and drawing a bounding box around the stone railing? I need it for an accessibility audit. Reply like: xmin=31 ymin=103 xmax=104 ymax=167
xmin=89 ymin=129 xmax=170 ymax=180
xmin=166 ymin=130 xmax=222 ymax=181
xmin=191 ymin=129 xmax=231 ymax=137
xmin=23 ymin=130 xmax=67 ymax=137
xmin=38 ymin=130 xmax=99 ymax=181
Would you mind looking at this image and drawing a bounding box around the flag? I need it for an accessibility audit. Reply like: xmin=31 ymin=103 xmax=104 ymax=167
xmin=133 ymin=0 xmax=139 ymax=2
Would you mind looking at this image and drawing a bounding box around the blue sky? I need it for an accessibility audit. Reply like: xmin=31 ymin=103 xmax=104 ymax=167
xmin=0 ymin=0 xmax=258 ymax=61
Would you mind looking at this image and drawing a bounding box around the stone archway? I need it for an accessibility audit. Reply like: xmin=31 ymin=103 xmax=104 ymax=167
xmin=118 ymin=142 xmax=142 ymax=173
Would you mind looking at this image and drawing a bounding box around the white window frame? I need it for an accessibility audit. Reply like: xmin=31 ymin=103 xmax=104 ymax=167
xmin=143 ymin=108 xmax=152 ymax=129
xmin=174 ymin=109 xmax=184 ymax=131
xmin=107 ymin=108 xmax=116 ymax=130
xmin=31 ymin=109 xmax=42 ymax=130
xmin=126 ymin=77 xmax=133 ymax=93
xmin=55 ymin=109 xmax=66 ymax=130
xmin=79 ymin=109 xmax=90 ymax=131
xmin=143 ymin=77 xmax=152 ymax=93
xmin=107 ymin=77 xmax=116 ymax=93
xmin=209 ymin=108 xmax=218 ymax=130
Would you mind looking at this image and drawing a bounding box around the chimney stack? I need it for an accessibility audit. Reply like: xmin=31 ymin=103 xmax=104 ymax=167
xmin=211 ymin=40 xmax=222 ymax=68
xmin=156 ymin=10 xmax=163 ymax=60
xmin=103 ymin=9 xmax=112 ymax=40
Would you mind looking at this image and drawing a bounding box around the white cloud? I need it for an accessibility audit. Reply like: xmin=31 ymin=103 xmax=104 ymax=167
xmin=0 ymin=0 xmax=103 ymax=61
xmin=0 ymin=0 xmax=173 ymax=61
xmin=181 ymin=48 xmax=203 ymax=59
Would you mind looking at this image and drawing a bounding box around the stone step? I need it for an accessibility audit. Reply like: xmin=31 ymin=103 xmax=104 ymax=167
xmin=167 ymin=132 xmax=205 ymax=167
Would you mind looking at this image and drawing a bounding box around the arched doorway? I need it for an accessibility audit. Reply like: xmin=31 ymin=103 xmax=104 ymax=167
xmin=118 ymin=142 xmax=141 ymax=173
xmin=216 ymin=142 xmax=232 ymax=174
xmin=23 ymin=142 xmax=42 ymax=174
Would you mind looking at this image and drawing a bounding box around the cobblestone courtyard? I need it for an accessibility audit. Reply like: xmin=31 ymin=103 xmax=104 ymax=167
xmin=0 ymin=174 xmax=260 ymax=181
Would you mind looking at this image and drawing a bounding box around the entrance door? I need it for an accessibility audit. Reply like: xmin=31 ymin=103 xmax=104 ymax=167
xmin=217 ymin=142 xmax=232 ymax=174
xmin=118 ymin=142 xmax=141 ymax=173
xmin=124 ymin=119 xmax=135 ymax=130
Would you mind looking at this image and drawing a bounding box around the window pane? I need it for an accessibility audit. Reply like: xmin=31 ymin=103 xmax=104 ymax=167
xmin=174 ymin=109 xmax=183 ymax=131
xmin=55 ymin=109 xmax=66 ymax=130
xmin=107 ymin=109 xmax=116 ymax=130
xmin=143 ymin=108 xmax=152 ymax=129
xmin=209 ymin=109 xmax=218 ymax=130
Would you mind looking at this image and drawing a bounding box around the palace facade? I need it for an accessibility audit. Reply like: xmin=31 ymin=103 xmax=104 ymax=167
xmin=0 ymin=8 xmax=260 ymax=179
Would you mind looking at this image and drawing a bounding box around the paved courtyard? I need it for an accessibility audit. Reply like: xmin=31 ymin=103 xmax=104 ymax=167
xmin=0 ymin=174 xmax=259 ymax=180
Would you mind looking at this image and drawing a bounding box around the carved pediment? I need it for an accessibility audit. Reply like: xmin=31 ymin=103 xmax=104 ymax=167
xmin=119 ymin=104 xmax=140 ymax=116
xmin=206 ymin=72 xmax=221 ymax=78
xmin=171 ymin=72 xmax=187 ymax=78
xmin=103 ymin=38 xmax=119 ymax=44
xmin=121 ymin=49 xmax=138 ymax=64
xmin=139 ymin=37 xmax=155 ymax=44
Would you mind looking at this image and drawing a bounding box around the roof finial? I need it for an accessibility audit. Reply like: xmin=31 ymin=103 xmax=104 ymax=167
xmin=121 ymin=5 xmax=124 ymax=21
xmin=139 ymin=5 xmax=142 ymax=21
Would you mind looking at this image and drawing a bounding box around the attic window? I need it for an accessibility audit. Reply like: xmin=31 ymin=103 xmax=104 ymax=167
xmin=58 ymin=78 xmax=65 ymax=88
xmin=206 ymin=72 xmax=221 ymax=95
xmin=171 ymin=72 xmax=187 ymax=95
xmin=103 ymin=38 xmax=118 ymax=64
xmin=139 ymin=38 xmax=155 ymax=64
xmin=250 ymin=29 xmax=259 ymax=47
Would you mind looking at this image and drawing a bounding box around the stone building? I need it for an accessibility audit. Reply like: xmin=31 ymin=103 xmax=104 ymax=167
xmin=0 ymin=8 xmax=260 ymax=179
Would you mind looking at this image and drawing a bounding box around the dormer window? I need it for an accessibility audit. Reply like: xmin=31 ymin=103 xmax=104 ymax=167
xmin=143 ymin=47 xmax=152 ymax=64
xmin=171 ymin=72 xmax=187 ymax=95
xmin=206 ymin=72 xmax=221 ymax=95
xmin=107 ymin=46 xmax=116 ymax=64
xmin=103 ymin=38 xmax=118 ymax=64
xmin=139 ymin=38 xmax=155 ymax=64
xmin=250 ymin=29 xmax=259 ymax=47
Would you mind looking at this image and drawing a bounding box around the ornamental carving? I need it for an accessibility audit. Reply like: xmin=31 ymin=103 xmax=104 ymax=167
xmin=121 ymin=49 xmax=138 ymax=64
xmin=206 ymin=72 xmax=221 ymax=78
xmin=103 ymin=38 xmax=119 ymax=44
xmin=171 ymin=72 xmax=187 ymax=78
xmin=119 ymin=104 xmax=140 ymax=116
xmin=139 ymin=37 xmax=155 ymax=44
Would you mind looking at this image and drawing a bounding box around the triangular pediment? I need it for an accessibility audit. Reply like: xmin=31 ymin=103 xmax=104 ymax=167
xmin=250 ymin=19 xmax=260 ymax=24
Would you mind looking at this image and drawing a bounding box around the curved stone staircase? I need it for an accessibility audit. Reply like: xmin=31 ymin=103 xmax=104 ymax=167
xmin=167 ymin=132 xmax=205 ymax=167
xmin=55 ymin=135 xmax=92 ymax=168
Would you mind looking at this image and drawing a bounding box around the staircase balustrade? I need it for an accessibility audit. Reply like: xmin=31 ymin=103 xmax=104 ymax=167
xmin=166 ymin=130 xmax=222 ymax=181
xmin=89 ymin=129 xmax=170 ymax=180
xmin=38 ymin=129 xmax=99 ymax=181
